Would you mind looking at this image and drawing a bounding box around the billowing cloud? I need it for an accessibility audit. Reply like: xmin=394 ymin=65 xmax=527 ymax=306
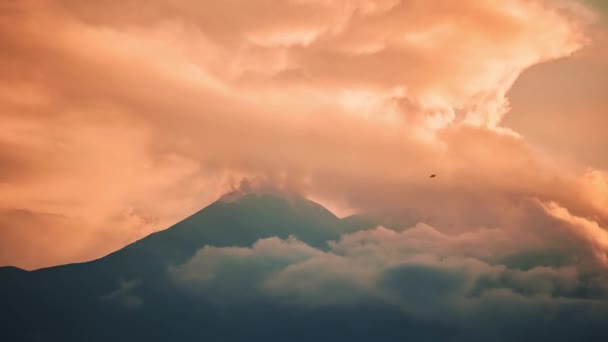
xmin=541 ymin=200 xmax=608 ymax=263
xmin=171 ymin=213 xmax=608 ymax=334
xmin=504 ymin=18 xmax=608 ymax=168
xmin=0 ymin=0 xmax=607 ymax=269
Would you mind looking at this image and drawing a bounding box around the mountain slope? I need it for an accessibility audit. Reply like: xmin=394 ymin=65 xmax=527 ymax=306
xmin=3 ymin=192 xmax=608 ymax=342
xmin=0 ymin=193 xmax=388 ymax=342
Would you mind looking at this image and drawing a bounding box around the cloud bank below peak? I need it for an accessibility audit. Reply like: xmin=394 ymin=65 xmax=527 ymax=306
xmin=170 ymin=205 xmax=608 ymax=338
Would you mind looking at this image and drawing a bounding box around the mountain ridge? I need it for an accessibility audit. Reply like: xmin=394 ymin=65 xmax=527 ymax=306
xmin=1 ymin=191 xmax=392 ymax=342
xmin=2 ymin=191 xmax=608 ymax=342
xmin=2 ymin=192 xmax=353 ymax=272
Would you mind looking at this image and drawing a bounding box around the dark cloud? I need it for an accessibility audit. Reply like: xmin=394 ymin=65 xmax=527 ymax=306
xmin=169 ymin=197 xmax=608 ymax=338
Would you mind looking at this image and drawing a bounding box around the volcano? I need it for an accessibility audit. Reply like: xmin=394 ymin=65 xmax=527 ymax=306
xmin=1 ymin=193 xmax=395 ymax=342
xmin=2 ymin=192 xmax=608 ymax=342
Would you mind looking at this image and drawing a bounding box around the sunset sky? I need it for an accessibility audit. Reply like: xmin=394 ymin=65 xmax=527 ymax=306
xmin=1 ymin=0 xmax=607 ymax=270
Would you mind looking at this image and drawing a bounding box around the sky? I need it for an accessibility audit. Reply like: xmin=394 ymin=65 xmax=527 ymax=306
xmin=0 ymin=0 xmax=607 ymax=270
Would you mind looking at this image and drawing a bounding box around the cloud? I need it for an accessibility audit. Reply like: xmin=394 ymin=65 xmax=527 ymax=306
xmin=167 ymin=234 xmax=374 ymax=305
xmin=504 ymin=29 xmax=608 ymax=169
xmin=100 ymin=279 xmax=143 ymax=309
xmin=170 ymin=215 xmax=608 ymax=334
xmin=540 ymin=200 xmax=608 ymax=264
xmin=0 ymin=209 xmax=93 ymax=269
xmin=0 ymin=0 xmax=606 ymax=269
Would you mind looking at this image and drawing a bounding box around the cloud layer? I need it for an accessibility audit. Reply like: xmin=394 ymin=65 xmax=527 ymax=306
xmin=1 ymin=0 xmax=607 ymax=269
xmin=170 ymin=208 xmax=608 ymax=337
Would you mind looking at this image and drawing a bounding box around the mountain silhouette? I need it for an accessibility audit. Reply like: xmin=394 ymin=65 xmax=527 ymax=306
xmin=4 ymin=193 xmax=426 ymax=342
xmin=2 ymin=192 xmax=607 ymax=342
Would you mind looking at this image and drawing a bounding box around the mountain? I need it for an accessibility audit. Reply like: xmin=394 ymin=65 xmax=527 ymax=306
xmin=4 ymin=193 xmax=421 ymax=342
xmin=3 ymin=192 xmax=608 ymax=342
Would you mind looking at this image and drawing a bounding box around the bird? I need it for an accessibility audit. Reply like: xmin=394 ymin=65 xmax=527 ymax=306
xmin=429 ymin=174 xmax=436 ymax=178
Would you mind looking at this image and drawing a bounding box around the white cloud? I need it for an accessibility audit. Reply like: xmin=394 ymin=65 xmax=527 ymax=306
xmin=171 ymin=216 xmax=608 ymax=321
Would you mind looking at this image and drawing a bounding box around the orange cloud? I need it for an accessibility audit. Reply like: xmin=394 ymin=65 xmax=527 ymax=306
xmin=541 ymin=201 xmax=608 ymax=264
xmin=0 ymin=0 xmax=606 ymax=269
